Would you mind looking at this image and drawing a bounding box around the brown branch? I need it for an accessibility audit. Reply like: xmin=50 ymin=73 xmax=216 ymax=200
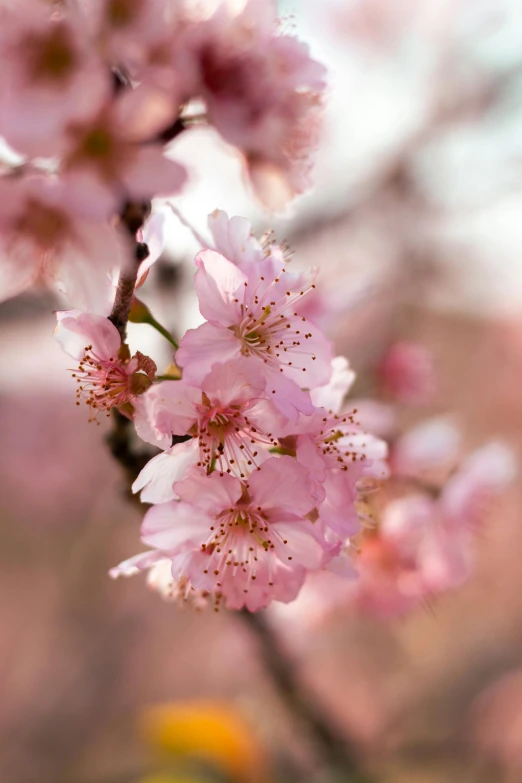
xmin=108 ymin=201 xmax=151 ymax=341
xmin=240 ymin=610 xmax=371 ymax=781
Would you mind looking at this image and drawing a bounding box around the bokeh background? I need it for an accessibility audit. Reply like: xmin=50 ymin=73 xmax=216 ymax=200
xmin=3 ymin=0 xmax=522 ymax=781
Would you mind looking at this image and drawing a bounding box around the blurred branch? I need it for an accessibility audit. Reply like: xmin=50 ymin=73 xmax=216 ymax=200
xmin=240 ymin=610 xmax=371 ymax=782
xmin=105 ymin=409 xmax=157 ymax=506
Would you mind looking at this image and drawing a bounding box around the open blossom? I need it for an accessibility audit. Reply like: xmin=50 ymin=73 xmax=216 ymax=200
xmin=62 ymin=85 xmax=186 ymax=208
xmin=115 ymin=457 xmax=333 ymax=611
xmin=356 ymin=441 xmax=516 ymax=615
xmin=0 ymin=0 xmax=109 ymax=158
xmin=355 ymin=494 xmax=473 ymax=616
xmin=277 ymin=357 xmax=388 ymax=537
xmin=179 ymin=0 xmax=326 ymax=207
xmin=176 ymin=249 xmax=333 ymax=421
xmin=133 ymin=360 xmax=279 ymax=502
xmin=54 ymin=310 xmax=156 ymax=421
xmin=0 ymin=174 xmax=129 ymax=305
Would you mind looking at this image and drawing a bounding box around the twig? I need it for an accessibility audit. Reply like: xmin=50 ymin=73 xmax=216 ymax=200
xmin=240 ymin=610 xmax=369 ymax=780
xmin=108 ymin=201 xmax=151 ymax=341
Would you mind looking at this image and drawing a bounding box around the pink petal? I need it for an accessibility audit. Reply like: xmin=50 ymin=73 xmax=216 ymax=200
xmin=54 ymin=311 xmax=120 ymax=361
xmin=114 ymin=83 xmax=178 ymax=142
xmin=132 ymin=440 xmax=199 ymax=503
xmin=317 ymin=471 xmax=361 ymax=538
xmin=194 ymin=249 xmax=247 ymax=326
xmin=310 ymin=356 xmax=355 ymax=413
xmin=176 ymin=322 xmax=241 ymax=386
xmin=137 ymin=210 xmax=167 ymax=286
xmin=262 ymin=368 xmax=314 ymax=421
xmin=142 ymin=381 xmax=201 ymax=436
xmin=271 ymin=518 xmax=327 ymax=569
xmin=248 ymin=456 xmax=314 ymax=517
xmin=174 ymin=471 xmax=242 ymax=514
xmin=202 ymin=359 xmax=266 ymax=407
xmin=109 ymin=550 xmax=165 ymax=579
xmin=141 ymin=501 xmax=211 ymax=550
xmin=121 ymin=146 xmax=187 ymax=201
xmin=0 ymin=236 xmax=39 ymax=302
xmin=207 ymin=210 xmax=262 ymax=266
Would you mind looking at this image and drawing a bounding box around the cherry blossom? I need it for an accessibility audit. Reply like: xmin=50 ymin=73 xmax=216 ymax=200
xmin=0 ymin=0 xmax=109 ymax=158
xmin=133 ymin=360 xmax=279 ymax=503
xmin=176 ymin=248 xmax=333 ymax=421
xmin=0 ymin=174 xmax=129 ymax=305
xmin=54 ymin=310 xmax=156 ymax=422
xmin=179 ymin=0 xmax=326 ymax=207
xmin=356 ymin=441 xmax=516 ymax=615
xmin=62 ymin=85 xmax=187 ymax=208
xmin=355 ymin=494 xmax=472 ymax=616
xmin=116 ymin=457 xmax=333 ymax=611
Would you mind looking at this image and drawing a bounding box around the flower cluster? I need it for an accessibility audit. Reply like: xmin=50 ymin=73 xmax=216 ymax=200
xmin=2 ymin=0 xmax=515 ymax=621
xmin=0 ymin=0 xmax=325 ymax=308
xmin=111 ymin=212 xmax=388 ymax=611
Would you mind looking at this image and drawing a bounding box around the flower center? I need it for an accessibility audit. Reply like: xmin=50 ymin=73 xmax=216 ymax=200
xmin=230 ymin=270 xmax=318 ymax=375
xmin=107 ymin=0 xmax=144 ymax=28
xmin=26 ymin=24 xmax=77 ymax=84
xmin=195 ymin=394 xmax=275 ymax=478
xmin=71 ymin=345 xmax=154 ymax=423
xmin=15 ymin=199 xmax=70 ymax=251
xmin=317 ymin=411 xmax=367 ymax=471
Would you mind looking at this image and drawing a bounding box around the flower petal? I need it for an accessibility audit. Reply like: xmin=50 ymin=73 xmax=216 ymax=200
xmin=176 ymin=322 xmax=241 ymax=386
xmin=132 ymin=440 xmax=199 ymax=503
xmin=194 ymin=249 xmax=247 ymax=326
xmin=248 ymin=456 xmax=314 ymax=516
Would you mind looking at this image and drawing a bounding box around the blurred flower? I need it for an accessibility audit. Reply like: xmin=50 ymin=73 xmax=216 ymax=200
xmin=0 ymin=0 xmax=109 ymax=157
xmin=378 ymin=340 xmax=435 ymax=406
xmin=0 ymin=173 xmax=129 ymax=307
xmin=392 ymin=415 xmax=462 ymax=478
xmin=140 ymin=701 xmax=267 ymax=783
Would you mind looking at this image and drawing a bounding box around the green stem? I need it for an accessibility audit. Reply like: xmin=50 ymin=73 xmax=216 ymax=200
xmin=147 ymin=315 xmax=179 ymax=350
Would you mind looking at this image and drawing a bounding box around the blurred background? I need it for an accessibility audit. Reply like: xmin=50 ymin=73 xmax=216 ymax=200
xmin=3 ymin=0 xmax=522 ymax=781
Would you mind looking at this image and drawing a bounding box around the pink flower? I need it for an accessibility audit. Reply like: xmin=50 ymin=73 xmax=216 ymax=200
xmin=178 ymin=0 xmax=326 ymax=207
xmin=0 ymin=174 xmax=129 ymax=306
xmin=275 ymin=357 xmax=388 ymax=538
xmin=118 ymin=457 xmax=331 ymax=611
xmin=54 ymin=310 xmax=156 ymax=422
xmin=378 ymin=340 xmax=435 ymax=406
xmin=295 ymin=408 xmax=388 ymax=537
xmin=132 ymin=360 xmax=280 ymax=502
xmin=355 ymin=495 xmax=470 ymax=616
xmin=0 ymin=1 xmax=109 ymax=157
xmin=441 ymin=442 xmax=517 ymax=528
xmin=392 ymin=416 xmax=461 ymax=478
xmin=82 ymin=0 xmax=177 ymax=71
xmin=356 ymin=442 xmax=516 ymax=615
xmin=176 ymin=249 xmax=333 ymax=421
xmin=62 ymin=85 xmax=186 ymax=208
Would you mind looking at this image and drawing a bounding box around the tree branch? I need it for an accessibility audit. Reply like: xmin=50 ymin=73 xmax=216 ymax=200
xmin=240 ymin=610 xmax=370 ymax=780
